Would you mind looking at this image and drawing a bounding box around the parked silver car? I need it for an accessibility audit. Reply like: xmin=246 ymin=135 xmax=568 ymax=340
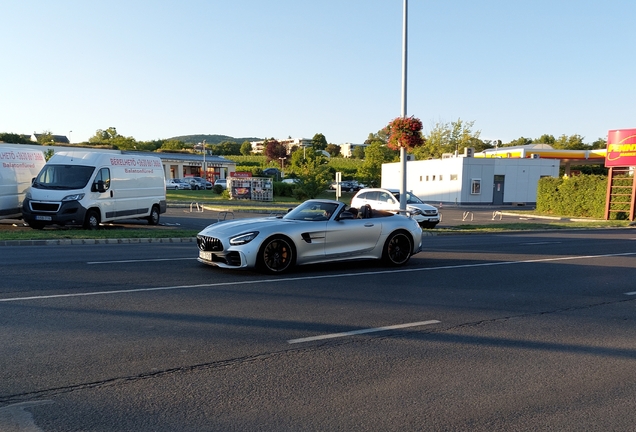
xmin=351 ymin=188 xmax=440 ymax=228
xmin=166 ymin=178 xmax=192 ymax=190
xmin=187 ymin=176 xmax=213 ymax=190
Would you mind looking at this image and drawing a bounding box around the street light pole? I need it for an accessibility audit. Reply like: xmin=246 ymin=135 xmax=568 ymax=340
xmin=399 ymin=0 xmax=408 ymax=212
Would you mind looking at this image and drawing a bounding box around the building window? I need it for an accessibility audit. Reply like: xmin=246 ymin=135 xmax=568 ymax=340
xmin=432 ymin=175 xmax=436 ymax=181
xmin=450 ymin=174 xmax=458 ymax=181
xmin=426 ymin=175 xmax=429 ymax=181
xmin=471 ymin=179 xmax=481 ymax=194
xmin=439 ymin=175 xmax=443 ymax=181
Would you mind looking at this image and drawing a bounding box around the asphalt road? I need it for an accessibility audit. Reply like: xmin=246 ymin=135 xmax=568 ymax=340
xmin=1 ymin=227 xmax=636 ymax=431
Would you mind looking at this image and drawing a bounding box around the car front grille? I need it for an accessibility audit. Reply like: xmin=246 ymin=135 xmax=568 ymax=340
xmin=30 ymin=202 xmax=60 ymax=212
xmin=197 ymin=235 xmax=223 ymax=252
xmin=422 ymin=209 xmax=438 ymax=215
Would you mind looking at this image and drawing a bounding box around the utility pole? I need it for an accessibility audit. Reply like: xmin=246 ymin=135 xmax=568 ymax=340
xmin=399 ymin=0 xmax=408 ymax=212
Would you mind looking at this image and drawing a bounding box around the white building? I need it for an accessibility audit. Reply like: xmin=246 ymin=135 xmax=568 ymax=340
xmin=250 ymin=138 xmax=312 ymax=154
xmin=381 ymin=155 xmax=559 ymax=205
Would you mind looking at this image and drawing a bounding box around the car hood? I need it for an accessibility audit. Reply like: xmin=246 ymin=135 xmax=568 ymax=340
xmin=406 ymin=203 xmax=438 ymax=213
xmin=198 ymin=216 xmax=294 ymax=237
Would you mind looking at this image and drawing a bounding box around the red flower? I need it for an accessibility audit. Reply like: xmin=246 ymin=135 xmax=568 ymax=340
xmin=386 ymin=116 xmax=424 ymax=150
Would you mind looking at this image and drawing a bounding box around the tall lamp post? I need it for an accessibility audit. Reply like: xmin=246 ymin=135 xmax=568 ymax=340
xmin=399 ymin=0 xmax=408 ymax=212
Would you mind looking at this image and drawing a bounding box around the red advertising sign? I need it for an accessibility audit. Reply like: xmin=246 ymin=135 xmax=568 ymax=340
xmin=606 ymin=129 xmax=636 ymax=167
xmin=230 ymin=171 xmax=252 ymax=178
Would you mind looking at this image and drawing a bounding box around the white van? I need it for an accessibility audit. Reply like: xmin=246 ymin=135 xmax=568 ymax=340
xmin=0 ymin=146 xmax=47 ymax=220
xmin=22 ymin=151 xmax=167 ymax=229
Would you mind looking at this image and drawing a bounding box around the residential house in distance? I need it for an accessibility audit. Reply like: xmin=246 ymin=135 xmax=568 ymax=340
xmin=30 ymin=133 xmax=70 ymax=144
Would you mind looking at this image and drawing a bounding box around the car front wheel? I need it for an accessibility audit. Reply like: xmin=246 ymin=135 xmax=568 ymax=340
xmin=257 ymin=235 xmax=295 ymax=274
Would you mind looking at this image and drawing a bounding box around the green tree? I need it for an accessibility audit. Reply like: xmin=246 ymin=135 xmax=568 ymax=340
xmin=553 ymin=134 xmax=587 ymax=150
xmin=352 ymin=145 xmax=366 ymax=159
xmin=505 ymin=136 xmax=533 ymax=146
xmin=312 ymin=133 xmax=328 ymax=151
xmin=160 ymin=139 xmax=186 ymax=151
xmin=591 ymin=137 xmax=607 ymax=149
xmin=325 ymin=143 xmax=341 ymax=157
xmin=413 ymin=118 xmax=482 ymax=159
xmin=0 ymin=132 xmax=31 ymax=144
xmin=357 ymin=142 xmax=397 ymax=187
xmin=89 ymin=127 xmax=120 ymax=143
xmin=36 ymin=130 xmax=54 ymax=145
xmin=292 ymin=149 xmax=332 ymax=199
xmin=240 ymin=140 xmax=252 ymax=156
xmin=534 ymin=134 xmax=556 ymax=145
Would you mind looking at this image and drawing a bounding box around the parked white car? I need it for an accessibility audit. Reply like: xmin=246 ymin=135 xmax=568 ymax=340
xmin=350 ymin=188 xmax=440 ymax=228
xmin=214 ymin=178 xmax=227 ymax=189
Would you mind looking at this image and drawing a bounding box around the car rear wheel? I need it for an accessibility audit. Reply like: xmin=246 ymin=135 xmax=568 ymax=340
xmin=382 ymin=231 xmax=412 ymax=266
xmin=257 ymin=235 xmax=295 ymax=274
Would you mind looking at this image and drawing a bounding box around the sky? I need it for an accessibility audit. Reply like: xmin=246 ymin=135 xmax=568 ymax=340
xmin=2 ymin=0 xmax=635 ymax=145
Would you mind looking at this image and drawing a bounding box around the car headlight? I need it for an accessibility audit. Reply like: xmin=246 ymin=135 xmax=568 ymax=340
xmin=62 ymin=193 xmax=85 ymax=202
xmin=25 ymin=191 xmax=32 ymax=200
xmin=230 ymin=231 xmax=259 ymax=245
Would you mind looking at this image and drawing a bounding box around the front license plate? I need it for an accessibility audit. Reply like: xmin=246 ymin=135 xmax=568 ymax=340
xmin=35 ymin=215 xmax=52 ymax=221
xmin=199 ymin=251 xmax=213 ymax=261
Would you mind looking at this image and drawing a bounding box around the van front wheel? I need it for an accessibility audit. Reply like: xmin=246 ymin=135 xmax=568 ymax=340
xmin=84 ymin=210 xmax=100 ymax=230
xmin=147 ymin=205 xmax=160 ymax=225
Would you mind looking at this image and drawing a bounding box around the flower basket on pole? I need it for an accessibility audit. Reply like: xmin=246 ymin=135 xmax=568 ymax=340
xmin=385 ymin=116 xmax=424 ymax=151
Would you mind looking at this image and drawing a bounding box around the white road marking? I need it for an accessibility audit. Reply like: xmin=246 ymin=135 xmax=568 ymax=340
xmin=87 ymin=257 xmax=195 ymax=264
xmin=2 ymin=251 xmax=636 ymax=303
xmin=287 ymin=320 xmax=441 ymax=344
xmin=625 ymin=292 xmax=636 ymax=296
xmin=0 ymin=400 xmax=53 ymax=432
xmin=520 ymin=241 xmax=562 ymax=245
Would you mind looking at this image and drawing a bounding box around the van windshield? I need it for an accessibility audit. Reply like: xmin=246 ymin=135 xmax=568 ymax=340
xmin=33 ymin=165 xmax=96 ymax=190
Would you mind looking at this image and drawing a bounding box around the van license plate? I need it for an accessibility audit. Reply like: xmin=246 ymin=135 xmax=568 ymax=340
xmin=35 ymin=215 xmax=52 ymax=221
xmin=199 ymin=251 xmax=212 ymax=261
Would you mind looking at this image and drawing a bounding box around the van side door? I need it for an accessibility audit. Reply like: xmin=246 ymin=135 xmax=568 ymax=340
xmin=91 ymin=168 xmax=115 ymax=220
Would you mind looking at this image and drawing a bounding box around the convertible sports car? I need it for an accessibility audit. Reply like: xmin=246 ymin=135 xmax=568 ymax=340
xmin=196 ymin=199 xmax=423 ymax=273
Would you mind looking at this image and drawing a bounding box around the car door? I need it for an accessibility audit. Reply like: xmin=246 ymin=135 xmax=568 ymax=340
xmin=324 ymin=217 xmax=383 ymax=259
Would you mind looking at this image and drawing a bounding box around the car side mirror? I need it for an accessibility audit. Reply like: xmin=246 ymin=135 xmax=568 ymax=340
xmin=337 ymin=211 xmax=355 ymax=220
xmin=95 ymin=180 xmax=106 ymax=193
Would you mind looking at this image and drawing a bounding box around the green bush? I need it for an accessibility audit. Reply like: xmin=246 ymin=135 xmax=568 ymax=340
xmin=537 ymin=175 xmax=607 ymax=218
xmin=272 ymin=182 xmax=296 ymax=197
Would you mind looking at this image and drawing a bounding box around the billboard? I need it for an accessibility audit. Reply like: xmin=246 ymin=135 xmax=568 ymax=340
xmin=606 ymin=129 xmax=636 ymax=167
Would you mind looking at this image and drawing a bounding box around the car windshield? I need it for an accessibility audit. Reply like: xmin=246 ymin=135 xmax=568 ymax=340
xmin=284 ymin=201 xmax=339 ymax=221
xmin=391 ymin=191 xmax=424 ymax=204
xmin=32 ymin=164 xmax=96 ymax=190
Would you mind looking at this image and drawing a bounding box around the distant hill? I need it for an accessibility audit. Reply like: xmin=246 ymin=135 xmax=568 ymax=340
xmin=168 ymin=134 xmax=262 ymax=145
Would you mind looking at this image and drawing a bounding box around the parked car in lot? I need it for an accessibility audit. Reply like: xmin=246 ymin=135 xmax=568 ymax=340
xmin=214 ymin=178 xmax=227 ymax=189
xmin=187 ymin=176 xmax=213 ymax=190
xmin=351 ymin=188 xmax=440 ymax=229
xmin=166 ymin=178 xmax=192 ymax=190
xmin=329 ymin=180 xmax=364 ymax=192
xmin=196 ymin=198 xmax=423 ymax=273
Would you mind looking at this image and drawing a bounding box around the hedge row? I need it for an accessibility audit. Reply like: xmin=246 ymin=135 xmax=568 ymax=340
xmin=537 ymin=175 xmax=607 ymax=218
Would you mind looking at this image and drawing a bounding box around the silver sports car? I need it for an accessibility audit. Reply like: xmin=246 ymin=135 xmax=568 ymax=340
xmin=196 ymin=199 xmax=423 ymax=273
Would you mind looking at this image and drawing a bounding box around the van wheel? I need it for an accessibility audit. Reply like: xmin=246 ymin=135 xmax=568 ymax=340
xmin=147 ymin=205 xmax=160 ymax=225
xmin=84 ymin=210 xmax=100 ymax=230
xmin=28 ymin=221 xmax=45 ymax=230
